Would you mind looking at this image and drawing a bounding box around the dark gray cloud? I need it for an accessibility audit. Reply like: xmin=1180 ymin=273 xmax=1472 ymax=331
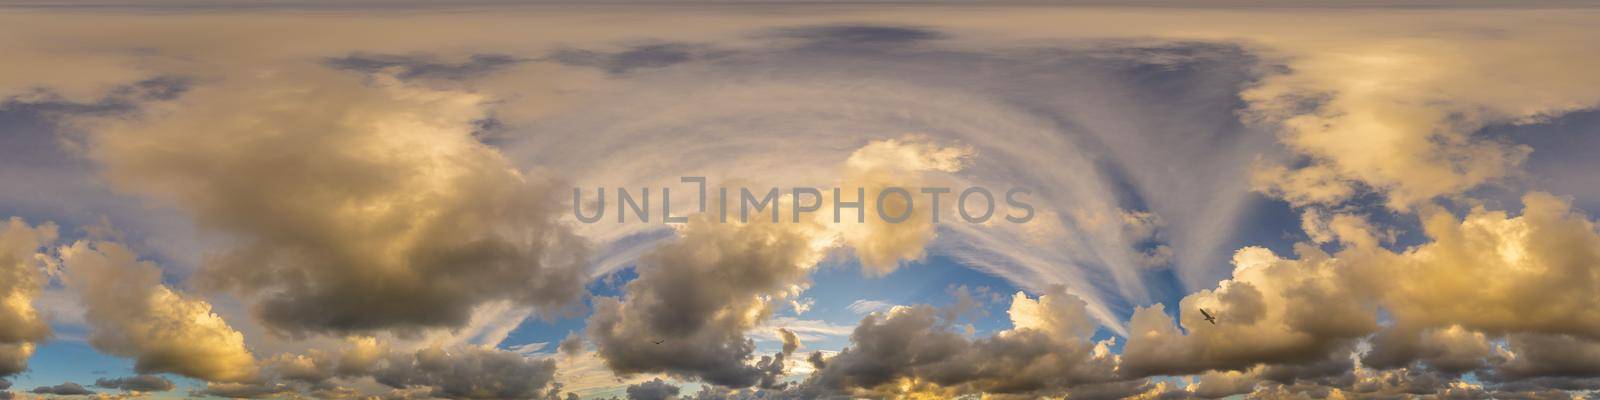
xmin=586 ymin=217 xmax=821 ymax=388
xmin=257 ymin=340 xmax=577 ymax=399
xmin=31 ymin=382 xmax=95 ymax=396
xmin=625 ymin=378 xmax=680 ymax=400
xmin=0 ymin=76 xmax=187 ymax=118
xmin=785 ymin=292 xmax=1126 ymax=398
xmin=94 ymin=375 xmax=175 ymax=392
xmin=557 ymin=331 xmax=584 ymax=358
xmin=766 ymin=24 xmax=944 ymax=50
xmin=546 ymin=43 xmax=714 ymax=75
xmin=326 ymin=53 xmax=523 ymax=80
xmin=373 ymin=345 xmax=560 ymax=400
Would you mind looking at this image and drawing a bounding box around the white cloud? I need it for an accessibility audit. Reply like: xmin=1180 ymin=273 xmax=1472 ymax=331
xmin=845 ymin=299 xmax=896 ymax=315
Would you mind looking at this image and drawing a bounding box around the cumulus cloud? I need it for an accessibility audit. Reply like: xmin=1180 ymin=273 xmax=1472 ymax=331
xmin=835 ymin=135 xmax=972 ymax=275
xmin=258 ymin=337 xmax=566 ymax=399
xmin=80 ymin=67 xmax=588 ymax=336
xmin=93 ymin=375 xmax=175 ymax=392
xmin=58 ymin=240 xmax=258 ymax=382
xmin=792 ymin=289 xmax=1126 ymax=398
xmin=0 ymin=218 xmax=53 ymax=378
xmin=372 ymin=344 xmax=560 ymax=400
xmin=31 ymin=382 xmax=94 ymax=396
xmin=586 ymin=137 xmax=965 ymax=387
xmin=1489 ymin=333 xmax=1600 ymax=382
xmin=625 ymin=378 xmax=680 ymax=400
xmin=1357 ymin=194 xmax=1600 ymax=338
xmin=1123 ymin=192 xmax=1600 ymax=391
xmin=196 ymin=382 xmax=295 ymax=399
xmin=1121 ymin=245 xmax=1377 ymax=377
xmin=261 ymin=337 xmax=386 ymax=384
xmin=586 ymin=214 xmax=831 ymax=387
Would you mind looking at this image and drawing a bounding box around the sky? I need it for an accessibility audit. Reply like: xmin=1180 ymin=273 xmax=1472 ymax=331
xmin=1 ymin=1 xmax=1600 ymax=399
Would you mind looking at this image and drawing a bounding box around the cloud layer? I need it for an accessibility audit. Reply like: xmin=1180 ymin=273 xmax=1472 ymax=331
xmin=0 ymin=4 xmax=1598 ymax=399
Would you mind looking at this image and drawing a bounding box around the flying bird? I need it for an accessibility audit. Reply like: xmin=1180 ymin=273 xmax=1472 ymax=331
xmin=652 ymin=339 xmax=665 ymax=345
xmin=1199 ymin=308 xmax=1217 ymax=325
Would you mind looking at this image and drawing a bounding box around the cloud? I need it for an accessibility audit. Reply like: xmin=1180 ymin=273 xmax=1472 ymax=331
xmin=93 ymin=375 xmax=175 ymax=392
xmin=585 ymin=137 xmax=964 ymax=388
xmin=546 ymin=43 xmax=712 ymax=75
xmin=1243 ymin=17 xmax=1600 ymax=210
xmin=778 ymin=329 xmax=800 ymax=356
xmin=845 ymin=300 xmax=895 ymax=315
xmin=556 ymin=332 xmax=584 ymax=359
xmin=326 ymin=53 xmax=524 ymax=81
xmin=1356 ymin=193 xmax=1600 ymax=337
xmin=625 ymin=378 xmax=680 ymax=400
xmin=79 ymin=67 xmax=589 ymax=336
xmin=505 ymin=34 xmax=1253 ymax=329
xmin=766 ymin=24 xmax=945 ymax=50
xmin=836 ymin=135 xmax=972 ymax=275
xmin=0 ymin=218 xmax=54 ymax=378
xmin=195 ymin=382 xmax=294 ymax=399
xmin=260 ymin=337 xmax=386 ymax=384
xmin=372 ymin=345 xmax=560 ymax=400
xmin=58 ymin=240 xmax=259 ymax=382
xmin=1123 ymin=192 xmax=1600 ymax=387
xmin=1120 ymin=246 xmax=1377 ymax=376
xmin=1489 ymin=334 xmax=1600 ymax=382
xmin=4 ymin=7 xmax=1600 ymax=398
xmin=259 ymin=338 xmax=567 ymax=399
xmin=31 ymin=382 xmax=94 ymax=396
xmin=586 ymin=214 xmax=831 ymax=388
xmin=792 ymin=289 xmax=1126 ymax=398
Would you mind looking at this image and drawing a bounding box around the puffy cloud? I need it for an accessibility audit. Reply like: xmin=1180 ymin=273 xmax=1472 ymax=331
xmin=586 ymin=214 xmax=831 ymax=387
xmin=1243 ymin=19 xmax=1600 ymax=210
xmin=0 ymin=218 xmax=55 ymax=378
xmin=1122 ymin=246 xmax=1377 ymax=377
xmin=80 ymin=67 xmax=588 ymax=335
xmin=586 ymin=137 xmax=965 ymax=387
xmin=556 ymin=332 xmax=584 ymax=359
xmin=1355 ymin=193 xmax=1600 ymax=338
xmin=625 ymin=378 xmax=680 ymax=400
xmin=256 ymin=337 xmax=569 ymax=399
xmin=1364 ymin=325 xmax=1492 ymax=374
xmin=260 ymin=337 xmax=387 ymax=384
xmin=836 ymin=135 xmax=972 ymax=275
xmin=1125 ymin=192 xmax=1600 ymax=389
xmin=196 ymin=382 xmax=294 ymax=399
xmin=31 ymin=382 xmax=94 ymax=396
xmin=1489 ymin=334 xmax=1600 ymax=382
xmin=372 ymin=345 xmax=560 ymax=400
xmin=794 ymin=289 xmax=1124 ymax=398
xmin=777 ymin=329 xmax=800 ymax=356
xmin=93 ymin=375 xmax=175 ymax=392
xmin=58 ymin=240 xmax=258 ymax=382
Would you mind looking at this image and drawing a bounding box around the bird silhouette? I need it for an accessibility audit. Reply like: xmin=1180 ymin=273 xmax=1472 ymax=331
xmin=1199 ymin=308 xmax=1217 ymax=325
xmin=652 ymin=338 xmax=665 ymax=345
